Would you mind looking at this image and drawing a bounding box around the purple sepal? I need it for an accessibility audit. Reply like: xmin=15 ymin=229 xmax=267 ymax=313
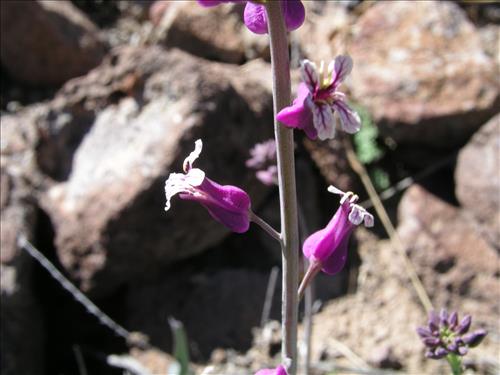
xmin=180 ymin=177 xmax=250 ymax=233
xmin=281 ymin=0 xmax=305 ymax=32
xmin=165 ymin=140 xmax=251 ymax=233
xmin=463 ymin=329 xmax=487 ymax=348
xmin=255 ymin=365 xmax=288 ymax=375
xmin=244 ymin=0 xmax=305 ymax=35
xmin=244 ymin=2 xmax=268 ymax=34
xmin=303 ymin=187 xmax=373 ymax=275
xmin=277 ymin=83 xmax=317 ymax=139
xmin=425 ymin=348 xmax=448 ymax=360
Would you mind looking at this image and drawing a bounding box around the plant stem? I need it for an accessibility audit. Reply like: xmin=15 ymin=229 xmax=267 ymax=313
xmin=264 ymin=2 xmax=300 ymax=373
xmin=249 ymin=210 xmax=282 ymax=243
xmin=446 ymin=354 xmax=463 ymax=375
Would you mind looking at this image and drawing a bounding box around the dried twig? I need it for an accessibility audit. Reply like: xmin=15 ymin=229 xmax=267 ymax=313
xmin=344 ymin=140 xmax=434 ymax=313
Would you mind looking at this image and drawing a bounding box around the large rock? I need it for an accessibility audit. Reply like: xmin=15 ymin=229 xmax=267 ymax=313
xmin=40 ymin=46 xmax=274 ymax=295
xmin=455 ymin=114 xmax=500 ymax=248
xmin=0 ymin=0 xmax=107 ymax=86
xmin=349 ymin=1 xmax=499 ymax=148
xmin=126 ymin=269 xmax=271 ymax=359
xmin=149 ymin=1 xmax=268 ymax=63
xmin=0 ymin=110 xmax=45 ymax=375
xmin=398 ymin=185 xmax=499 ymax=329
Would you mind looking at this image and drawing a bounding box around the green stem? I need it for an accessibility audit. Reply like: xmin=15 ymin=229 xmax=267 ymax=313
xmin=264 ymin=2 xmax=300 ymax=374
xmin=446 ymin=354 xmax=463 ymax=375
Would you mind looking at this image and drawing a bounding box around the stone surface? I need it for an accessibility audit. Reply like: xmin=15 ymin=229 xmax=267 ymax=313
xmin=40 ymin=46 xmax=274 ymax=295
xmin=0 ymin=110 xmax=45 ymax=375
xmin=455 ymin=114 xmax=500 ymax=248
xmin=0 ymin=0 xmax=107 ymax=86
xmin=349 ymin=1 xmax=499 ymax=148
xmin=303 ymin=133 xmax=359 ymax=194
xmin=149 ymin=1 xmax=268 ymax=64
xmin=398 ymin=185 xmax=499 ymax=331
xmin=126 ymin=269 xmax=271 ymax=359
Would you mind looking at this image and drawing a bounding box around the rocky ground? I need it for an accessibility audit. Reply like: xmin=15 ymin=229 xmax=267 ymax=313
xmin=1 ymin=1 xmax=499 ymax=375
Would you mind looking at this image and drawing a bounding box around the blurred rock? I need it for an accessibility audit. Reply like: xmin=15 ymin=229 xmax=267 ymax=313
xmin=349 ymin=1 xmax=499 ymax=148
xmin=455 ymin=114 xmax=500 ymax=248
xmin=40 ymin=46 xmax=274 ymax=295
xmin=0 ymin=110 xmax=44 ymax=375
xmin=303 ymin=133 xmax=359 ymax=193
xmin=126 ymin=269 xmax=270 ymax=359
xmin=0 ymin=0 xmax=107 ymax=86
xmin=294 ymin=1 xmax=353 ymax=62
xmin=149 ymin=1 xmax=268 ymax=63
xmin=398 ymin=185 xmax=499 ymax=328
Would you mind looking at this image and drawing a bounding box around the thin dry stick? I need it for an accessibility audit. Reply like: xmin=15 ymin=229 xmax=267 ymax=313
xmin=261 ymin=266 xmax=280 ymax=327
xmin=344 ymin=140 xmax=434 ymax=313
xmin=328 ymin=337 xmax=371 ymax=371
xmin=72 ymin=345 xmax=88 ymax=375
xmin=18 ymin=235 xmax=148 ymax=347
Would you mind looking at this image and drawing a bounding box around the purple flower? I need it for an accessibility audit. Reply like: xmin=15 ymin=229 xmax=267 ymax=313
xmin=246 ymin=139 xmax=278 ymax=186
xmin=164 ymin=140 xmax=251 ymax=233
xmin=277 ymin=57 xmax=361 ymax=140
xmin=255 ymin=364 xmax=288 ymax=375
xmin=303 ymin=185 xmax=373 ymax=275
xmin=417 ymin=309 xmax=487 ymax=359
xmin=197 ymin=0 xmax=305 ymax=35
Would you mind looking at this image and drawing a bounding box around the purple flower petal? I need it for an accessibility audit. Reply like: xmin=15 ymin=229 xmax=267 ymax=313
xmin=300 ymin=60 xmax=319 ymax=93
xmin=332 ymin=99 xmax=361 ymax=134
xmin=309 ymin=100 xmax=335 ymax=140
xmin=330 ymin=55 xmax=353 ymax=88
xmin=282 ymin=0 xmax=305 ymax=32
xmin=244 ymin=2 xmax=268 ymax=34
xmin=277 ymin=83 xmax=316 ymax=139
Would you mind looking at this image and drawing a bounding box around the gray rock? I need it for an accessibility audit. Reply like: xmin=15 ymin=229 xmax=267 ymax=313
xmin=455 ymin=114 xmax=500 ymax=248
xmin=1 ymin=110 xmax=45 ymax=375
xmin=0 ymin=0 xmax=107 ymax=86
xmin=41 ymin=46 xmax=274 ymax=295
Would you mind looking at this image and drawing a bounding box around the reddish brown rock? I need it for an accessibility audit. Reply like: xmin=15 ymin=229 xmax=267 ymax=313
xmin=397 ymin=185 xmax=499 ymax=328
xmin=455 ymin=114 xmax=500 ymax=247
xmin=149 ymin=1 xmax=269 ymax=63
xmin=349 ymin=1 xmax=499 ymax=148
xmin=40 ymin=46 xmax=274 ymax=295
xmin=0 ymin=0 xmax=107 ymax=86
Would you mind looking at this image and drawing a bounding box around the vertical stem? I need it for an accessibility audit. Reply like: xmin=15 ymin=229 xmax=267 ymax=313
xmin=446 ymin=354 xmax=463 ymax=375
xmin=264 ymin=2 xmax=300 ymax=373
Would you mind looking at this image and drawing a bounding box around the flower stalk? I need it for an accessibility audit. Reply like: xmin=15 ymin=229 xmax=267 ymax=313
xmin=264 ymin=2 xmax=300 ymax=373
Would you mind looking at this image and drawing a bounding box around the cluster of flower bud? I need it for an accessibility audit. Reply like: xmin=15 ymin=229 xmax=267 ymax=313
xmin=417 ymin=309 xmax=487 ymax=359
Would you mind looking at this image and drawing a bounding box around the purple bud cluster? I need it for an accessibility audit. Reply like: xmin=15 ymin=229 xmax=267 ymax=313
xmin=417 ymin=309 xmax=487 ymax=359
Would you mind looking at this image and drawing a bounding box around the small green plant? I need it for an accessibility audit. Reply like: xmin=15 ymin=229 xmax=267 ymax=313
xmin=352 ymin=104 xmax=383 ymax=165
xmin=168 ymin=317 xmax=193 ymax=375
